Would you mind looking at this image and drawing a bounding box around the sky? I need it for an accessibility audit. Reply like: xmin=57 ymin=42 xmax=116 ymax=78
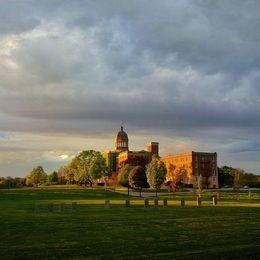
xmin=1 ymin=0 xmax=260 ymax=177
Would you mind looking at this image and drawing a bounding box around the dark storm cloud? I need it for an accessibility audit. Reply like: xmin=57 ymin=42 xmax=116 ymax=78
xmin=1 ymin=0 xmax=260 ymax=174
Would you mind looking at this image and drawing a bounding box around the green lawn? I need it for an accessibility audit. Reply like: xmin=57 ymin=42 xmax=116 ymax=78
xmin=0 ymin=187 xmax=259 ymax=259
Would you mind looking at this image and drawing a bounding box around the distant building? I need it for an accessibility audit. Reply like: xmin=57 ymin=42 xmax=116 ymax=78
xmin=103 ymin=126 xmax=218 ymax=189
xmin=162 ymin=151 xmax=218 ymax=188
xmin=115 ymin=125 xmax=129 ymax=152
xmin=103 ymin=125 xmax=159 ymax=174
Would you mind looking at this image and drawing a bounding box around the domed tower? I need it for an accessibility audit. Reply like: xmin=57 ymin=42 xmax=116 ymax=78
xmin=115 ymin=125 xmax=129 ymax=152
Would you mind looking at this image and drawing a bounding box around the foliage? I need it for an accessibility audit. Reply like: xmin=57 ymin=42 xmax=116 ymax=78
xmin=117 ymin=164 xmax=133 ymax=195
xmin=57 ymin=166 xmax=67 ymax=184
xmin=232 ymin=168 xmax=244 ymax=189
xmin=218 ymin=166 xmax=234 ymax=187
xmin=64 ymin=163 xmax=76 ymax=184
xmin=197 ymin=174 xmax=203 ymax=197
xmin=128 ymin=166 xmax=149 ymax=196
xmin=146 ymin=155 xmax=167 ymax=196
xmin=218 ymin=166 xmax=260 ymax=188
xmin=165 ymin=163 xmax=188 ymax=191
xmin=0 ymin=177 xmax=26 ymax=188
xmin=240 ymin=173 xmax=260 ymax=187
xmin=67 ymin=150 xmax=109 ymax=186
xmin=48 ymin=171 xmax=59 ymax=184
xmin=25 ymin=166 xmax=47 ymax=187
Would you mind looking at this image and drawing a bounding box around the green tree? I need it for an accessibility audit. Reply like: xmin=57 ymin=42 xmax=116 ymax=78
xmin=128 ymin=166 xmax=149 ymax=197
xmin=71 ymin=150 xmax=108 ymax=186
xmin=240 ymin=173 xmax=258 ymax=187
xmin=232 ymin=168 xmax=244 ymax=190
xmin=218 ymin=166 xmax=234 ymax=187
xmin=146 ymin=155 xmax=167 ymax=197
xmin=117 ymin=164 xmax=133 ymax=195
xmin=48 ymin=171 xmax=59 ymax=184
xmin=26 ymin=166 xmax=47 ymax=187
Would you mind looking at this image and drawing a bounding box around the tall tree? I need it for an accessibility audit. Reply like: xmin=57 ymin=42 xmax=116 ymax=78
xmin=48 ymin=171 xmax=59 ymax=184
xmin=70 ymin=150 xmax=108 ymax=186
xmin=117 ymin=164 xmax=133 ymax=195
xmin=218 ymin=166 xmax=234 ymax=187
xmin=128 ymin=166 xmax=149 ymax=197
xmin=197 ymin=174 xmax=203 ymax=197
xmin=146 ymin=156 xmax=167 ymax=197
xmin=26 ymin=166 xmax=47 ymax=187
xmin=232 ymin=168 xmax=244 ymax=190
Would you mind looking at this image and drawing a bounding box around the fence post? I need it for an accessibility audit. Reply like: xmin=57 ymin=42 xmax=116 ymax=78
xmin=125 ymin=199 xmax=130 ymax=207
xmin=144 ymin=198 xmax=149 ymax=208
xmin=71 ymin=202 xmax=77 ymax=210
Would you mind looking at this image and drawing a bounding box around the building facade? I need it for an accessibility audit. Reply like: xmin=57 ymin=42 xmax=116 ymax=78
xmin=103 ymin=125 xmax=159 ymax=174
xmin=103 ymin=126 xmax=218 ymax=189
xmin=116 ymin=142 xmax=159 ymax=171
xmin=162 ymin=151 xmax=218 ymax=188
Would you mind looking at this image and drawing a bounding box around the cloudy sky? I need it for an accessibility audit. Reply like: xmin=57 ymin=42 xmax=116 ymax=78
xmin=1 ymin=0 xmax=260 ymax=177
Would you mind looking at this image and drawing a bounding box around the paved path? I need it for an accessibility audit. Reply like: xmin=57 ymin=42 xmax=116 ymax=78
xmin=108 ymin=189 xmax=171 ymax=198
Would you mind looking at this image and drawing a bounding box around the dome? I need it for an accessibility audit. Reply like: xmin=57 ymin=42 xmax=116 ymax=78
xmin=115 ymin=125 xmax=129 ymax=151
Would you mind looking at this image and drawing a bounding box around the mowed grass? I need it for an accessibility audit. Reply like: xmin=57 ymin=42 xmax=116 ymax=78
xmin=0 ymin=187 xmax=260 ymax=259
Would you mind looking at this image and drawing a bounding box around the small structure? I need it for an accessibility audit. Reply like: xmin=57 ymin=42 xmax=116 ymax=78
xmin=197 ymin=197 xmax=202 ymax=206
xmin=48 ymin=203 xmax=54 ymax=212
xmin=60 ymin=203 xmax=66 ymax=211
xmin=125 ymin=199 xmax=130 ymax=207
xmin=71 ymin=202 xmax=77 ymax=210
xmin=104 ymin=200 xmax=110 ymax=209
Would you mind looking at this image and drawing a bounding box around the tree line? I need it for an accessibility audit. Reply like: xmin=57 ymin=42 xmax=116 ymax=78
xmin=218 ymin=166 xmax=260 ymax=188
xmin=118 ymin=155 xmax=167 ymax=197
xmin=1 ymin=150 xmax=260 ymax=189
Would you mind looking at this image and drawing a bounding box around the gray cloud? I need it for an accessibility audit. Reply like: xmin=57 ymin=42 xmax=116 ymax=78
xmin=1 ymin=0 xmax=260 ymax=175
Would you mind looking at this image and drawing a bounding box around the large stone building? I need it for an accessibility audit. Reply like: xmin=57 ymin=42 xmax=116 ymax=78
xmin=103 ymin=125 xmax=159 ymax=174
xmin=162 ymin=151 xmax=218 ymax=188
xmin=103 ymin=126 xmax=218 ymax=188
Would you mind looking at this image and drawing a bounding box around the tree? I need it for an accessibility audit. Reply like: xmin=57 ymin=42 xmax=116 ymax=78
xmin=232 ymin=168 xmax=244 ymax=190
xmin=57 ymin=166 xmax=67 ymax=184
xmin=240 ymin=173 xmax=259 ymax=187
xmin=26 ymin=166 xmax=47 ymax=187
xmin=65 ymin=163 xmax=76 ymax=184
xmin=218 ymin=166 xmax=234 ymax=187
xmin=0 ymin=177 xmax=25 ymax=188
xmin=117 ymin=164 xmax=133 ymax=195
xmin=146 ymin=155 xmax=167 ymax=197
xmin=197 ymin=174 xmax=203 ymax=197
xmin=48 ymin=171 xmax=59 ymax=184
xmin=128 ymin=166 xmax=149 ymax=197
xmin=70 ymin=150 xmax=108 ymax=186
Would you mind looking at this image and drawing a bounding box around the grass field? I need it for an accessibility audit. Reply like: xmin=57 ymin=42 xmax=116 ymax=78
xmin=0 ymin=187 xmax=260 ymax=259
